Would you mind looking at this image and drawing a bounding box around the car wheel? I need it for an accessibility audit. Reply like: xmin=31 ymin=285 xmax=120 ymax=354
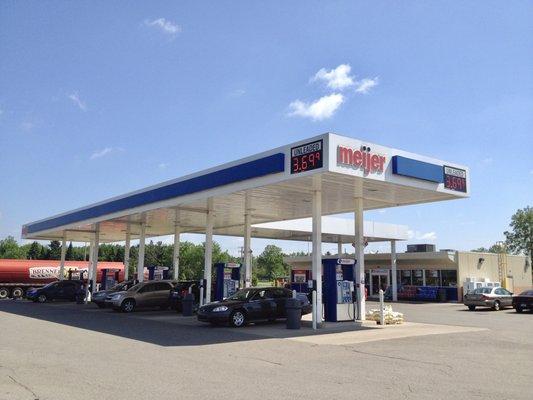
xmin=37 ymin=294 xmax=47 ymax=303
xmin=467 ymin=305 xmax=476 ymax=311
xmin=230 ymin=310 xmax=246 ymax=327
xmin=121 ymin=299 xmax=136 ymax=313
xmin=515 ymin=306 xmax=523 ymax=313
xmin=0 ymin=287 xmax=9 ymax=299
xmin=492 ymin=300 xmax=501 ymax=311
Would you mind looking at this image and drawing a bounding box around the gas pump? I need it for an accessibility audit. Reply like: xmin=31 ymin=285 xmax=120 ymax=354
xmin=214 ymin=262 xmax=241 ymax=301
xmin=323 ymin=258 xmax=356 ymax=322
xmin=100 ymin=268 xmax=120 ymax=290
xmin=147 ymin=266 xmax=170 ymax=280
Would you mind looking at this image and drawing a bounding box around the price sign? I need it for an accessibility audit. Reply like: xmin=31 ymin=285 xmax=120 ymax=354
xmin=443 ymin=166 xmax=467 ymax=193
xmin=290 ymin=139 xmax=323 ymax=174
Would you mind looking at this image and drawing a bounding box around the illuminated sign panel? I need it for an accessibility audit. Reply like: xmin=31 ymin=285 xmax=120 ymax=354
xmin=443 ymin=166 xmax=467 ymax=192
xmin=290 ymin=139 xmax=323 ymax=174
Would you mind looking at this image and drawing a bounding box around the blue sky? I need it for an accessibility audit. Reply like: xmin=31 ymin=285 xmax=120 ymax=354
xmin=1 ymin=1 xmax=532 ymax=256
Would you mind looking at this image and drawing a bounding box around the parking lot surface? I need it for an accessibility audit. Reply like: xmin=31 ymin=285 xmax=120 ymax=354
xmin=0 ymin=300 xmax=531 ymax=400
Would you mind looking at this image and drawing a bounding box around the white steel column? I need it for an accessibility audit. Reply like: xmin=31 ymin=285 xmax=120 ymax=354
xmin=204 ymin=198 xmax=214 ymax=304
xmin=84 ymin=240 xmax=94 ymax=303
xmin=391 ymin=240 xmax=398 ymax=301
xmin=355 ymin=197 xmax=366 ymax=320
xmin=337 ymin=237 xmax=343 ymax=256
xmin=244 ymin=194 xmax=252 ymax=287
xmin=311 ymin=176 xmax=322 ymax=328
xmin=124 ymin=226 xmax=131 ymax=281
xmin=59 ymin=234 xmax=67 ymax=280
xmin=137 ymin=222 xmax=146 ymax=282
xmin=91 ymin=224 xmax=100 ymax=294
xmin=173 ymin=209 xmax=181 ymax=280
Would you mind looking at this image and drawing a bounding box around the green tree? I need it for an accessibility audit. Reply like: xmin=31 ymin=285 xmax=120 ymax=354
xmin=0 ymin=236 xmax=25 ymax=259
xmin=65 ymin=242 xmax=74 ymax=260
xmin=505 ymin=206 xmax=533 ymax=257
xmin=47 ymin=240 xmax=62 ymax=260
xmin=27 ymin=241 xmax=42 ymax=259
xmin=256 ymin=245 xmax=288 ymax=282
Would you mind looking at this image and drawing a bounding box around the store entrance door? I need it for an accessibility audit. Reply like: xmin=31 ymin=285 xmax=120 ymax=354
xmin=370 ymin=270 xmax=390 ymax=298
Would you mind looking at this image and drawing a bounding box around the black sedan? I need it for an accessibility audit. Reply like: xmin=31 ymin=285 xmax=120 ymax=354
xmin=197 ymin=287 xmax=312 ymax=327
xmin=512 ymin=290 xmax=533 ymax=313
xmin=26 ymin=280 xmax=84 ymax=303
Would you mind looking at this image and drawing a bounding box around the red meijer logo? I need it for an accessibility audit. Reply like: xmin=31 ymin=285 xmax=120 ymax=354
xmin=337 ymin=145 xmax=386 ymax=174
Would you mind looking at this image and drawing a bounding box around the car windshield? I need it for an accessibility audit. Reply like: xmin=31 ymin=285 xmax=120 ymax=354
xmin=226 ymin=289 xmax=255 ymax=301
xmin=110 ymin=282 xmax=127 ymax=291
xmin=473 ymin=287 xmax=492 ymax=294
xmin=41 ymin=282 xmax=58 ymax=289
xmin=127 ymin=283 xmax=143 ymax=292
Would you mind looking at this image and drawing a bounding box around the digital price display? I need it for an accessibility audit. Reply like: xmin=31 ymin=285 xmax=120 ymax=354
xmin=290 ymin=139 xmax=323 ymax=174
xmin=443 ymin=166 xmax=467 ymax=192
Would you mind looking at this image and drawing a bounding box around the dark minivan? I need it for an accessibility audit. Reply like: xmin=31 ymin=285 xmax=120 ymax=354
xmin=26 ymin=280 xmax=84 ymax=303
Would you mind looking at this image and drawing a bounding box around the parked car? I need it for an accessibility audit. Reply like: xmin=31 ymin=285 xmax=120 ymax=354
xmin=106 ymin=280 xmax=175 ymax=312
xmin=512 ymin=290 xmax=533 ymax=313
xmin=463 ymin=287 xmax=513 ymax=311
xmin=92 ymin=280 xmax=136 ymax=308
xmin=26 ymin=280 xmax=84 ymax=303
xmin=169 ymin=281 xmax=200 ymax=311
xmin=197 ymin=287 xmax=312 ymax=327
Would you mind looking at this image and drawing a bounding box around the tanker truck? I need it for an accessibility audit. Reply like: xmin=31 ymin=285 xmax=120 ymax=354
xmin=0 ymin=259 xmax=125 ymax=299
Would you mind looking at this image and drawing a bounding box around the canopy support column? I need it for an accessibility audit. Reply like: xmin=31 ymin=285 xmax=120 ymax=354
xmin=173 ymin=209 xmax=181 ymax=281
xmin=204 ymin=198 xmax=214 ymax=304
xmin=244 ymin=194 xmax=252 ymax=288
xmin=355 ymin=197 xmax=365 ymax=320
xmin=84 ymin=240 xmax=94 ymax=304
xmin=391 ymin=240 xmax=398 ymax=302
xmin=124 ymin=226 xmax=131 ymax=281
xmin=91 ymin=224 xmax=100 ymax=294
xmin=337 ymin=237 xmax=343 ymax=256
xmin=59 ymin=234 xmax=67 ymax=280
xmin=312 ymin=176 xmax=322 ymax=329
xmin=137 ymin=222 xmax=146 ymax=282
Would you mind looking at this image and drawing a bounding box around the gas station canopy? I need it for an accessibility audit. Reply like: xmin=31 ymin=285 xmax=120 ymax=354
xmin=22 ymin=132 xmax=469 ymax=243
xmin=249 ymin=217 xmax=408 ymax=244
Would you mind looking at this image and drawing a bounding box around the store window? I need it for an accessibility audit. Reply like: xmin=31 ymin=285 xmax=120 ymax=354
xmin=412 ymin=269 xmax=424 ymax=286
xmin=425 ymin=269 xmax=440 ymax=286
xmin=399 ymin=270 xmax=412 ymax=286
xmin=441 ymin=270 xmax=457 ymax=287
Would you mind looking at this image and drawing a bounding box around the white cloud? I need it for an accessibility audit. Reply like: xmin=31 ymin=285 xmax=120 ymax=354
xmin=354 ymin=77 xmax=379 ymax=94
xmin=407 ymin=230 xmax=437 ymax=241
xmin=229 ymin=89 xmax=246 ymax=97
xmin=144 ymin=18 xmax=181 ymax=36
xmin=68 ymin=92 xmax=87 ymax=111
xmin=288 ymin=93 xmax=344 ymax=121
xmin=158 ymin=162 xmax=169 ymax=169
xmin=20 ymin=121 xmax=35 ymax=131
xmin=313 ymin=64 xmax=355 ymax=91
xmin=90 ymin=147 xmax=123 ymax=160
xmin=481 ymin=157 xmax=493 ymax=165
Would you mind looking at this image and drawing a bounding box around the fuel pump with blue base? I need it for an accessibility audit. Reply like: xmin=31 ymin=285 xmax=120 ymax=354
xmin=214 ymin=263 xmax=241 ymax=301
xmin=323 ymin=258 xmax=356 ymax=322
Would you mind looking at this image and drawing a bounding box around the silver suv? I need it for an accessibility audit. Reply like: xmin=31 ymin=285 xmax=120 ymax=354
xmin=106 ymin=280 xmax=175 ymax=312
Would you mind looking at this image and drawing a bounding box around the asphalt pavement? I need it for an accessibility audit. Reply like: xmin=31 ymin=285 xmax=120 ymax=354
xmin=0 ymin=299 xmax=531 ymax=400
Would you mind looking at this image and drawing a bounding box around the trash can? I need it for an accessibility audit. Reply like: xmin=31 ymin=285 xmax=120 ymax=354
xmin=182 ymin=293 xmax=194 ymax=316
xmin=437 ymin=288 xmax=447 ymax=303
xmin=285 ymin=298 xmax=302 ymax=329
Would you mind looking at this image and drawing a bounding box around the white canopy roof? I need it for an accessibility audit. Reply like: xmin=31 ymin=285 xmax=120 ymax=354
xmin=22 ymin=133 xmax=469 ymax=243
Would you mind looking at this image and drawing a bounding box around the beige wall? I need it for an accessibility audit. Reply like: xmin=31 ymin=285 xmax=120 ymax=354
xmin=457 ymin=252 xmax=532 ymax=300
